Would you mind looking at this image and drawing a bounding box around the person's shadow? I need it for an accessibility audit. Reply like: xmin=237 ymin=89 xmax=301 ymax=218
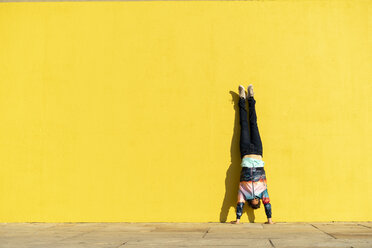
xmin=219 ymin=91 xmax=255 ymax=223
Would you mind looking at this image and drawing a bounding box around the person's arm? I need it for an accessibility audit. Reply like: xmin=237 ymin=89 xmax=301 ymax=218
xmin=231 ymin=202 xmax=244 ymax=224
xmin=262 ymin=189 xmax=274 ymax=224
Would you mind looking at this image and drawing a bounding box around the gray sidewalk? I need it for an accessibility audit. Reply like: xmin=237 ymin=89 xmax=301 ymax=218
xmin=0 ymin=222 xmax=371 ymax=248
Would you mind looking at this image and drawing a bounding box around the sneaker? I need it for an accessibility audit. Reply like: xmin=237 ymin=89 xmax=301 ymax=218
xmin=247 ymin=84 xmax=254 ymax=98
xmin=238 ymin=85 xmax=246 ymax=99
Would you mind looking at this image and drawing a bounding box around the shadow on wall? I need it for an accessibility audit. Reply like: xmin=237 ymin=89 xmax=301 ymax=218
xmin=219 ymin=91 xmax=255 ymax=223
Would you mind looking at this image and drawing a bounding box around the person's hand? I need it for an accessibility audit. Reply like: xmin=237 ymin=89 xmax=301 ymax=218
xmin=264 ymin=218 xmax=274 ymax=224
xmin=230 ymin=219 xmax=241 ymax=224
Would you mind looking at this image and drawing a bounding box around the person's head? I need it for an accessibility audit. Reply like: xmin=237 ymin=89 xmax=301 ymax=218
xmin=248 ymin=198 xmax=261 ymax=209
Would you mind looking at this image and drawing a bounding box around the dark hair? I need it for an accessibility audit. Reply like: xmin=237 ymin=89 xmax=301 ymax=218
xmin=248 ymin=198 xmax=261 ymax=209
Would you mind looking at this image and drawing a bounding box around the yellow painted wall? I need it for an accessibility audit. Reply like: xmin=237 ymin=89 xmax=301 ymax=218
xmin=0 ymin=1 xmax=371 ymax=222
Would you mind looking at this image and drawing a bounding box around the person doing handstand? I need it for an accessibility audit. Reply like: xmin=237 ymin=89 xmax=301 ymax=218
xmin=231 ymin=84 xmax=274 ymax=224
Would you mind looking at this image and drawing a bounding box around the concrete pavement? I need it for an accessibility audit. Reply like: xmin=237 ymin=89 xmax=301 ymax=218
xmin=0 ymin=222 xmax=371 ymax=248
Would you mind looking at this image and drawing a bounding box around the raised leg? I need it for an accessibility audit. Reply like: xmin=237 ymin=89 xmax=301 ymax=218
xmin=247 ymin=97 xmax=263 ymax=156
xmin=239 ymin=97 xmax=251 ymax=159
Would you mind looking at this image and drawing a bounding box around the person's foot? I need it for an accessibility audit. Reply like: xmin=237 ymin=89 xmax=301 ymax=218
xmin=247 ymin=84 xmax=254 ymax=98
xmin=238 ymin=85 xmax=246 ymax=99
xmin=230 ymin=220 xmax=241 ymax=224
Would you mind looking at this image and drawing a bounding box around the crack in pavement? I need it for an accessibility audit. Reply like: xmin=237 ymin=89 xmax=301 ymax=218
xmin=310 ymin=224 xmax=337 ymax=239
xmin=269 ymin=239 xmax=275 ymax=247
xmin=116 ymin=241 xmax=128 ymax=247
xmin=202 ymin=227 xmax=210 ymax=238
xmin=358 ymin=224 xmax=371 ymax=229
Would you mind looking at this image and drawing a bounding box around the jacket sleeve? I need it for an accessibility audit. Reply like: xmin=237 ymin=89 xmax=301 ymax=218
xmin=262 ymin=189 xmax=272 ymax=218
xmin=236 ymin=202 xmax=244 ymax=219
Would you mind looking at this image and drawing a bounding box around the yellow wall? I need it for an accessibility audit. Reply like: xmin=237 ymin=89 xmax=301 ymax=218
xmin=0 ymin=1 xmax=371 ymax=222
